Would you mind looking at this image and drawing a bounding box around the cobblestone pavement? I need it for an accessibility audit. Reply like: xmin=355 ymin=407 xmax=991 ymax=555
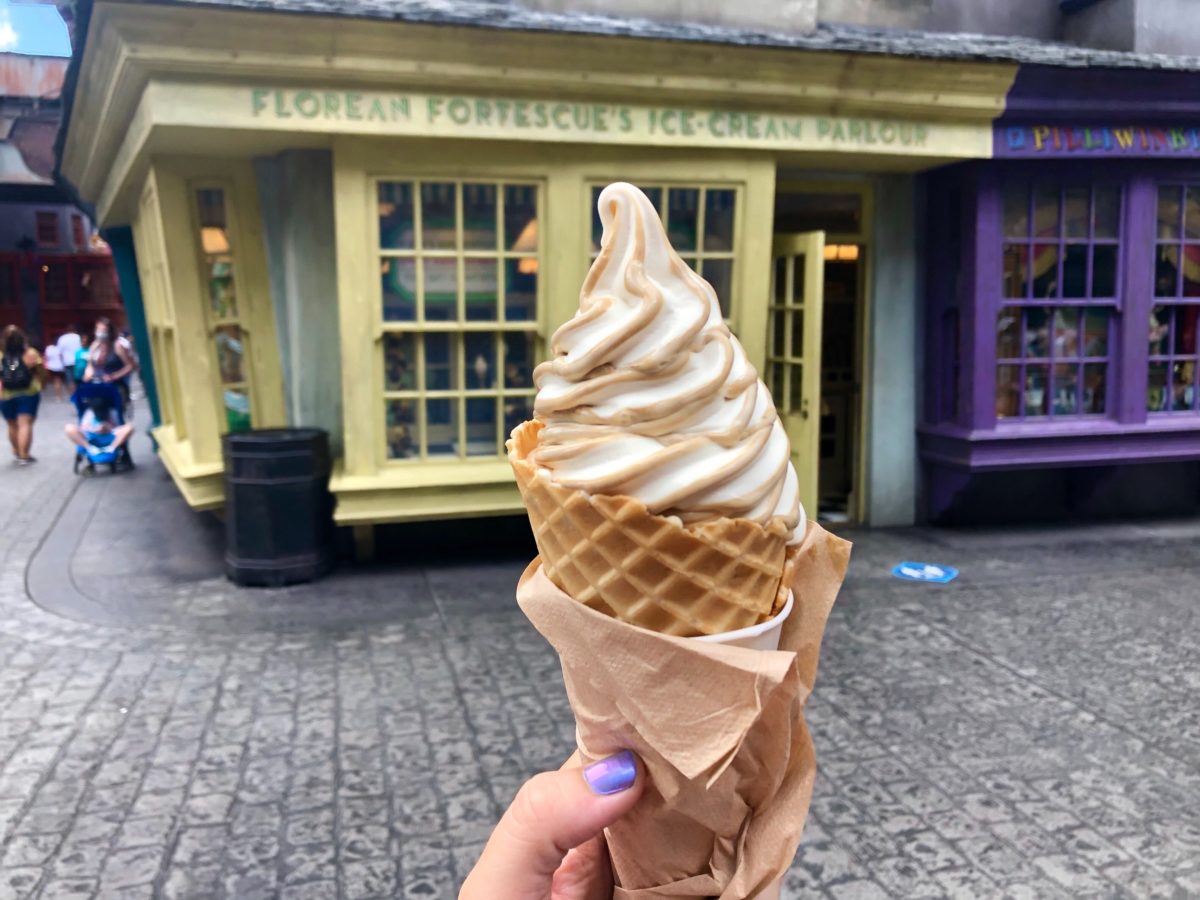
xmin=0 ymin=398 xmax=1197 ymax=899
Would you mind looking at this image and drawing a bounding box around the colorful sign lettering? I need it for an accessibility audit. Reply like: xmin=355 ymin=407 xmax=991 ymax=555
xmin=998 ymin=124 xmax=1200 ymax=157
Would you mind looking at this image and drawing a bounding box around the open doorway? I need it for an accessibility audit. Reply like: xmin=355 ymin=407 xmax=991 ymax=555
xmin=774 ymin=182 xmax=870 ymax=524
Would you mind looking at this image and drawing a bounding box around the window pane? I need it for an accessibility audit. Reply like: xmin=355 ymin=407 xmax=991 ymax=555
xmin=996 ymin=306 xmax=1020 ymax=360
xmin=1083 ymin=363 xmax=1106 ymax=414
xmin=196 ymin=188 xmax=227 ymax=229
xmin=1150 ymin=305 xmax=1171 ymax=356
xmin=1053 ymin=308 xmax=1079 ymax=358
xmin=996 ymin=364 xmax=1020 ymax=419
xmin=1148 ymin=361 xmax=1169 ymax=412
xmin=424 ymin=332 xmax=456 ymax=390
xmin=1033 ymin=185 xmax=1059 ymax=239
xmin=1003 ymin=245 xmax=1029 ymax=298
xmin=1002 ymin=183 xmax=1028 ymax=238
xmin=381 ymin=258 xmax=416 ymax=322
xmin=773 ymin=257 xmax=787 ymax=304
xmin=787 ymin=364 xmax=803 ymax=415
xmin=1172 ymin=361 xmax=1196 ymax=411
xmin=423 ymin=258 xmax=458 ymax=321
xmin=772 ymin=310 xmax=786 ymax=358
xmin=666 ymin=188 xmax=699 ymax=253
xmin=590 ymin=186 xmax=604 ymax=254
xmin=1185 ymin=248 xmax=1200 ymax=298
xmin=704 ymin=189 xmax=736 ymax=251
xmin=1094 ymin=186 xmax=1120 ymax=239
xmin=703 ymin=258 xmax=734 ymax=318
xmin=204 ymin=255 xmax=237 ymax=319
xmin=1053 ymin=363 xmax=1079 ymax=415
xmin=503 ymin=332 xmax=536 ymax=389
xmin=214 ymin=325 xmax=246 ymax=384
xmin=1156 ymin=245 xmax=1180 ymax=297
xmin=224 ymin=387 xmax=252 ymax=433
xmin=464 ymin=258 xmax=498 ymax=321
xmin=1157 ymin=185 xmax=1181 ymax=239
xmin=464 ymin=332 xmax=497 ymax=390
xmin=1064 ymin=187 xmax=1089 ymax=238
xmin=421 ymin=183 xmax=457 ymax=250
xmin=1092 ymin=245 xmax=1117 ymax=298
xmin=505 ymin=184 xmax=539 ymax=252
xmin=790 ymin=308 xmax=804 ymax=359
xmin=1062 ymin=245 xmax=1087 ymax=297
xmin=425 ymin=398 xmax=458 ymax=456
xmin=1024 ymin=365 xmax=1048 ymax=417
xmin=379 ymin=182 xmax=415 ymax=250
xmin=1186 ymin=187 xmax=1200 ymax=241
xmin=1024 ymin=307 xmax=1049 ymax=358
xmin=383 ymin=333 xmax=416 ymax=391
xmin=462 ymin=184 xmax=498 ymax=251
xmin=386 ymin=399 xmax=416 ymax=459
xmin=465 ymin=397 xmax=498 ymax=456
xmin=1031 ymin=245 xmax=1059 ymax=298
xmin=1175 ymin=306 xmax=1199 ymax=356
xmin=769 ymin=364 xmax=785 ymax=411
xmin=503 ymin=394 xmax=534 ymax=439
xmin=504 ymin=259 xmax=537 ymax=321
xmin=791 ymin=254 xmax=806 ymax=304
xmin=1082 ymin=308 xmax=1109 ymax=357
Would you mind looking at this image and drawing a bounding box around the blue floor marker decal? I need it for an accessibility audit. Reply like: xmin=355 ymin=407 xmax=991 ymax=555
xmin=892 ymin=562 xmax=959 ymax=583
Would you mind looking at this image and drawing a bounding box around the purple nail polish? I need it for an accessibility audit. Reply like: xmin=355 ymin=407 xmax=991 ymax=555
xmin=583 ymin=750 xmax=637 ymax=795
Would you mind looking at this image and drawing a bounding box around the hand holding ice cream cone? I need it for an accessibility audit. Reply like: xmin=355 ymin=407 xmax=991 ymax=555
xmin=507 ymin=182 xmax=850 ymax=898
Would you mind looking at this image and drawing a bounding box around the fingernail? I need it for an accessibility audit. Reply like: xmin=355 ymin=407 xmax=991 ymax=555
xmin=583 ymin=750 xmax=637 ymax=795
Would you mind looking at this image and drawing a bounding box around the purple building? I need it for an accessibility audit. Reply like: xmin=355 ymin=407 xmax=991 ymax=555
xmin=922 ymin=66 xmax=1200 ymax=522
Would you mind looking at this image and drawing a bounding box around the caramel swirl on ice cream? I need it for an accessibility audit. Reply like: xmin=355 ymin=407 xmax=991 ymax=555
xmin=531 ymin=182 xmax=805 ymax=541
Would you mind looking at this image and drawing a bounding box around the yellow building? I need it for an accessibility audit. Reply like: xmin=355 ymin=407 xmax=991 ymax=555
xmin=60 ymin=0 xmax=1020 ymax=551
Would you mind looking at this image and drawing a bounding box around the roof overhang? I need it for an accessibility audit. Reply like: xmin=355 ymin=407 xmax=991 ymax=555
xmin=61 ymin=1 xmax=1018 ymax=224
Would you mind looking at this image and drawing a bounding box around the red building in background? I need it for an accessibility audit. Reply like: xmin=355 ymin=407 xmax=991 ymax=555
xmin=1 ymin=4 xmax=123 ymax=347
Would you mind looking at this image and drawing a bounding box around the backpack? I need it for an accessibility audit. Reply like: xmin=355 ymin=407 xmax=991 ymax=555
xmin=1 ymin=354 xmax=31 ymax=392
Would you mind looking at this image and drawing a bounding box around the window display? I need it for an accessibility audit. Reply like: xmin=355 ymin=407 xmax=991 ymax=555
xmin=1149 ymin=185 xmax=1200 ymax=413
xmin=194 ymin=187 xmax=253 ymax=433
xmin=378 ymin=179 xmax=540 ymax=460
xmin=996 ymin=182 xmax=1119 ymax=419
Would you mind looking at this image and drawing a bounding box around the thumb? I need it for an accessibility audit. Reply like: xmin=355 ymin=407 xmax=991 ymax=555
xmin=460 ymin=750 xmax=643 ymax=900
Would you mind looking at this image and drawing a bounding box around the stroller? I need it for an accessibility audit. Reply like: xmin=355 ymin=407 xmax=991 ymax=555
xmin=71 ymin=382 xmax=134 ymax=475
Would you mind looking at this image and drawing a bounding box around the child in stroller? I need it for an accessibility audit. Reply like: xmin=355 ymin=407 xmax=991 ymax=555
xmin=67 ymin=383 xmax=134 ymax=474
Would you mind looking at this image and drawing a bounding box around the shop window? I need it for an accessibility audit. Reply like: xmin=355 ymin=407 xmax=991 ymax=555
xmin=378 ymin=180 xmax=540 ymax=460
xmin=0 ymin=260 xmax=15 ymax=305
xmin=996 ymin=182 xmax=1121 ymax=419
xmin=71 ymin=214 xmax=87 ymax=250
xmin=41 ymin=261 xmax=71 ymax=305
xmin=589 ymin=183 xmax=738 ymax=318
xmin=1148 ymin=185 xmax=1200 ymax=414
xmin=35 ymin=211 xmax=59 ymax=248
xmin=193 ymin=187 xmax=253 ymax=433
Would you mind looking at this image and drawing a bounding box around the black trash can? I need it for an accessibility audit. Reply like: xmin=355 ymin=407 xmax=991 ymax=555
xmin=223 ymin=428 xmax=334 ymax=587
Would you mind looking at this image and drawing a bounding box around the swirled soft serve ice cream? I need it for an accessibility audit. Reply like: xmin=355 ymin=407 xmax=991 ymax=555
xmin=508 ymin=182 xmax=806 ymax=637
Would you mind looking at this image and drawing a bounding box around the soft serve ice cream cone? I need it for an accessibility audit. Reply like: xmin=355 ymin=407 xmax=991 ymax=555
xmin=508 ymin=181 xmax=805 ymax=637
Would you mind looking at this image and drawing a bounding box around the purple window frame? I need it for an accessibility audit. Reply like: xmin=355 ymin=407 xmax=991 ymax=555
xmin=926 ymin=160 xmax=1200 ymax=443
xmin=995 ymin=181 xmax=1121 ymax=421
xmin=1148 ymin=184 xmax=1200 ymax=416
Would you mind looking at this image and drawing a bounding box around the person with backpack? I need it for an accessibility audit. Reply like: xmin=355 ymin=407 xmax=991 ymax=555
xmin=0 ymin=326 xmax=43 ymax=465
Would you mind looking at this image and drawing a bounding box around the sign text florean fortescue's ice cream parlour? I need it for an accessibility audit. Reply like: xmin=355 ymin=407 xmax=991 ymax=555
xmin=245 ymin=88 xmax=954 ymax=154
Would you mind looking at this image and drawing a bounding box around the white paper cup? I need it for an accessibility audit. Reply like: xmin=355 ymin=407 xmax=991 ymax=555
xmin=691 ymin=591 xmax=794 ymax=651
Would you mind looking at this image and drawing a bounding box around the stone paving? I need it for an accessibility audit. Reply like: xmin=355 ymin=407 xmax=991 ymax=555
xmin=0 ymin=398 xmax=1197 ymax=898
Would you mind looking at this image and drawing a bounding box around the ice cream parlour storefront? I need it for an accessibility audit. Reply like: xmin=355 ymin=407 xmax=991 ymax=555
xmin=60 ymin=1 xmax=1015 ymax=546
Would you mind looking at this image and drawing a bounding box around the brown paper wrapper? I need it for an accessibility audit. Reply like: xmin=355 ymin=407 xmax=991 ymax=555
xmin=516 ymin=521 xmax=850 ymax=899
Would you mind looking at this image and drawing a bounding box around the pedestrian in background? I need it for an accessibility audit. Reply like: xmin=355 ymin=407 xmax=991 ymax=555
xmin=56 ymin=323 xmax=82 ymax=393
xmin=43 ymin=341 xmax=66 ymax=401
xmin=0 ymin=325 xmax=43 ymax=465
xmin=73 ymin=333 xmax=92 ymax=384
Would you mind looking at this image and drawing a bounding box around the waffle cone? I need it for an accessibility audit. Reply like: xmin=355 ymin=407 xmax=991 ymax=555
xmin=508 ymin=420 xmax=796 ymax=637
